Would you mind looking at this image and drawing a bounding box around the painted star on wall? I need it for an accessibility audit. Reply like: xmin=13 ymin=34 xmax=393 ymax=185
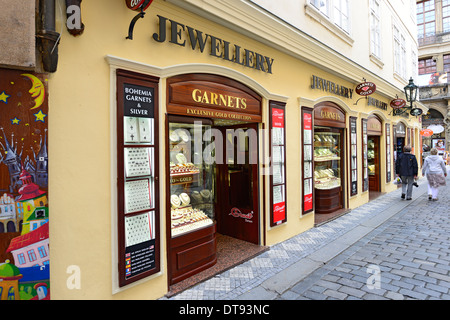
xmin=11 ymin=117 xmax=21 ymax=125
xmin=0 ymin=91 xmax=10 ymax=103
xmin=34 ymin=110 xmax=47 ymax=122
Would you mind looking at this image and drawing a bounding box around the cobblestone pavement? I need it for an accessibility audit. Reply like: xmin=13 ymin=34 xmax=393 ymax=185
xmin=163 ymin=174 xmax=450 ymax=300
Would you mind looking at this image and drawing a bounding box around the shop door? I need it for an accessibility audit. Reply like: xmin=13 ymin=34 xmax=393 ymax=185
xmin=368 ymin=136 xmax=380 ymax=192
xmin=216 ymin=123 xmax=259 ymax=245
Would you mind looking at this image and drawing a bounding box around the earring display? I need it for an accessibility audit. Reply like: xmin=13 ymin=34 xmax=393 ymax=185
xmin=125 ymin=147 xmax=152 ymax=177
xmin=125 ymin=212 xmax=155 ymax=247
xmin=125 ymin=179 xmax=152 ymax=213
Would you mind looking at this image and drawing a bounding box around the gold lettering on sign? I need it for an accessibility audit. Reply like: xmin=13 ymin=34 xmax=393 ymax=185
xmin=320 ymin=111 xmax=341 ymax=121
xmin=191 ymin=89 xmax=247 ymax=109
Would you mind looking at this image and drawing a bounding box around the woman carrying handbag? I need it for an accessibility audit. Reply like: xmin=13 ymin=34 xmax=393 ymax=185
xmin=422 ymin=148 xmax=447 ymax=201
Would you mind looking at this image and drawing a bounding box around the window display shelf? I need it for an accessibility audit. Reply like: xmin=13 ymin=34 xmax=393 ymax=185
xmin=169 ymin=122 xmax=215 ymax=238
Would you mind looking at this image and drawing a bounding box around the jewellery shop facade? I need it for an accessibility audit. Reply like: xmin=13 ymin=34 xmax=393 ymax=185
xmin=47 ymin=1 xmax=422 ymax=300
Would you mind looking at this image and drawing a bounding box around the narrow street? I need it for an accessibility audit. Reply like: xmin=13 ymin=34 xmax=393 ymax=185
xmin=165 ymin=174 xmax=450 ymax=300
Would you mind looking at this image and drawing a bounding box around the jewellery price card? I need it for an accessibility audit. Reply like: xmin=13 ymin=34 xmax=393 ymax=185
xmin=125 ymin=147 xmax=152 ymax=177
xmin=125 ymin=179 xmax=152 ymax=213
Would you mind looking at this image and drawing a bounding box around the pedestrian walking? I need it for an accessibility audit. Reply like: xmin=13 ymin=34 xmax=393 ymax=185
xmin=422 ymin=148 xmax=447 ymax=201
xmin=395 ymin=145 xmax=418 ymax=200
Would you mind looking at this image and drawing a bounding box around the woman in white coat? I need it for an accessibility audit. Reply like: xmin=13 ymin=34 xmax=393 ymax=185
xmin=422 ymin=148 xmax=447 ymax=201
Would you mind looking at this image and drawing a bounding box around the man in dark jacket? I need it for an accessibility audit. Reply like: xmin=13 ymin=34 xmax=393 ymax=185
xmin=395 ymin=145 xmax=418 ymax=200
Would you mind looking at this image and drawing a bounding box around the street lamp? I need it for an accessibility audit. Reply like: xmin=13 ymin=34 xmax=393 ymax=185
xmin=394 ymin=77 xmax=423 ymax=116
xmin=391 ymin=78 xmax=423 ymax=116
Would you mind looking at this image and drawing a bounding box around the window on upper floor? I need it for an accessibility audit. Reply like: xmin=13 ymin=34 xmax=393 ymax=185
xmin=370 ymin=0 xmax=381 ymax=59
xmin=443 ymin=54 xmax=450 ymax=72
xmin=417 ymin=0 xmax=436 ymax=40
xmin=443 ymin=0 xmax=450 ymax=33
xmin=311 ymin=0 xmax=329 ymax=16
xmin=418 ymin=57 xmax=436 ymax=75
xmin=309 ymin=0 xmax=350 ymax=34
xmin=393 ymin=25 xmax=406 ymax=79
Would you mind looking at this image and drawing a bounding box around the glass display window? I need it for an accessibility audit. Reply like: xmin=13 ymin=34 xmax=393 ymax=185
xmin=313 ymin=128 xmax=342 ymax=190
xmin=169 ymin=121 xmax=215 ymax=237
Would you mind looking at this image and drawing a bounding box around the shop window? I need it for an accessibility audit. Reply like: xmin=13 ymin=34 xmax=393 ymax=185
xmin=301 ymin=107 xmax=314 ymax=214
xmin=386 ymin=123 xmax=392 ymax=182
xmin=270 ymin=101 xmax=287 ymax=225
xmin=350 ymin=117 xmax=358 ymax=196
xmin=362 ymin=119 xmax=369 ymax=192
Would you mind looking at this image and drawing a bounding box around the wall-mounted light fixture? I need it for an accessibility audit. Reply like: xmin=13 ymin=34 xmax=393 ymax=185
xmin=391 ymin=78 xmax=423 ymax=117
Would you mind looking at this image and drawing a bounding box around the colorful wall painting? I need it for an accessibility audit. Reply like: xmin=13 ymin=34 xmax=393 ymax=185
xmin=0 ymin=68 xmax=49 ymax=300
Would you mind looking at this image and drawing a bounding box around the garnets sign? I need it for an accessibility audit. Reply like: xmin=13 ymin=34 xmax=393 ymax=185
xmin=355 ymin=82 xmax=376 ymax=96
xmin=390 ymin=98 xmax=406 ymax=109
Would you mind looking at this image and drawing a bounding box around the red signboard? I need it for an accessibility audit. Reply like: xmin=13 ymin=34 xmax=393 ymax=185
xmin=420 ymin=129 xmax=433 ymax=137
xmin=355 ymin=82 xmax=376 ymax=96
xmin=125 ymin=0 xmax=153 ymax=11
xmin=304 ymin=194 xmax=313 ymax=212
xmin=273 ymin=202 xmax=285 ymax=223
xmin=390 ymin=98 xmax=406 ymax=109
xmin=272 ymin=108 xmax=284 ymax=128
xmin=303 ymin=112 xmax=312 ymax=130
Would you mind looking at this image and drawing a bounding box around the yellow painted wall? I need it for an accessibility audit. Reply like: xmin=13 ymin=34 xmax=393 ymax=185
xmin=48 ymin=0 xmax=420 ymax=299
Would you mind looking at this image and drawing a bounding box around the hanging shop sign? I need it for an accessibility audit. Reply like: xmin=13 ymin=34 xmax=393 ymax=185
xmin=390 ymin=98 xmax=406 ymax=109
xmin=126 ymin=0 xmax=154 ymax=11
xmin=420 ymin=129 xmax=433 ymax=137
xmin=310 ymin=75 xmax=354 ymax=99
xmin=355 ymin=82 xmax=376 ymax=96
xmin=153 ymin=15 xmax=274 ymax=74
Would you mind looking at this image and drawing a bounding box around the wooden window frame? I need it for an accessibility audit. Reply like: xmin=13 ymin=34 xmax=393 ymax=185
xmin=116 ymin=69 xmax=160 ymax=287
xmin=269 ymin=101 xmax=287 ymax=226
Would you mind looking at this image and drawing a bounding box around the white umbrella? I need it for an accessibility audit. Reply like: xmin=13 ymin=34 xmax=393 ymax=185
xmin=427 ymin=124 xmax=445 ymax=134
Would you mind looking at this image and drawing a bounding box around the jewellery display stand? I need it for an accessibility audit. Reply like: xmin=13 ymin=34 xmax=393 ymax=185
xmin=116 ymin=69 xmax=160 ymax=287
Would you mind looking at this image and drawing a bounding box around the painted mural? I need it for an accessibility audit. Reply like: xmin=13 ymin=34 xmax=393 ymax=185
xmin=0 ymin=68 xmax=49 ymax=300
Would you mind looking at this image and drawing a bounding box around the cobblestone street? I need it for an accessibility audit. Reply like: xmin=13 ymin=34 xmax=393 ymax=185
xmin=164 ymin=174 xmax=450 ymax=300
